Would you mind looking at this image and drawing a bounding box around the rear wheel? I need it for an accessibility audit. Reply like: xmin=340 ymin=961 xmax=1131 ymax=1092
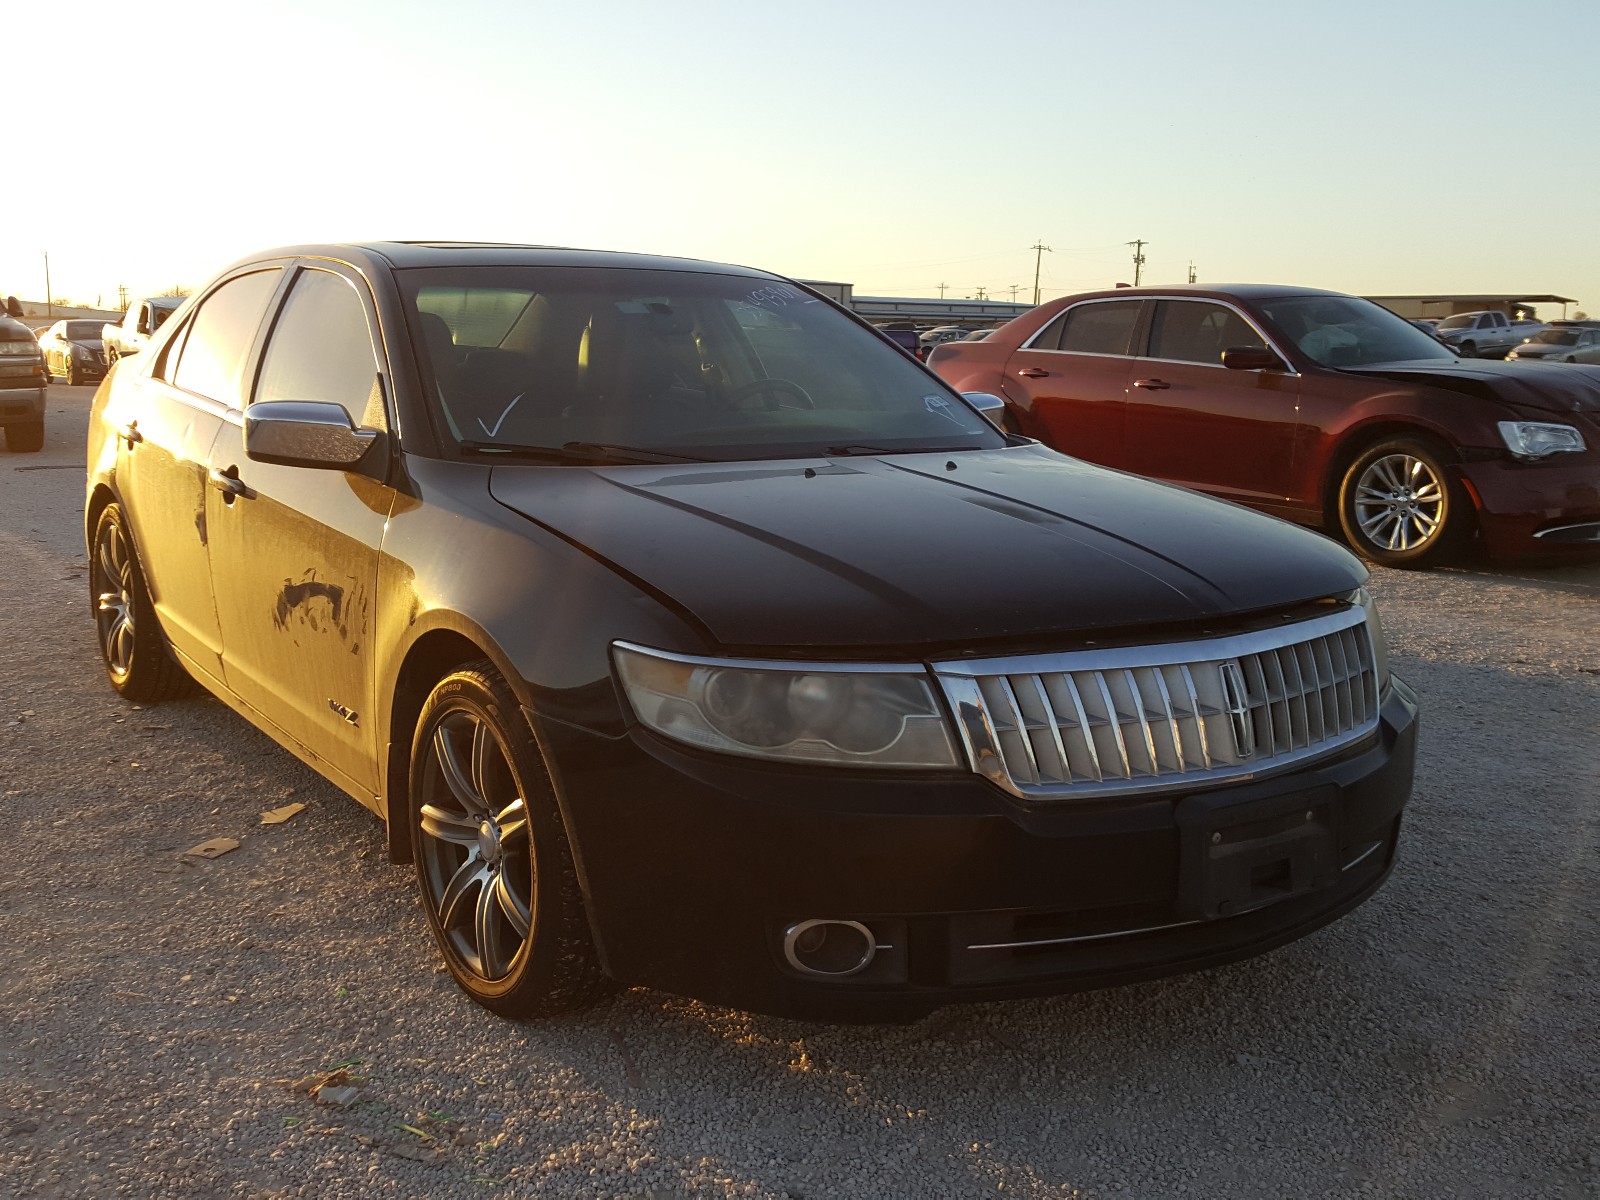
xmin=4 ymin=420 xmax=44 ymax=453
xmin=410 ymin=663 xmax=611 ymax=1018
xmin=1337 ymin=436 xmax=1471 ymax=569
xmin=1457 ymin=341 xmax=1478 ymax=358
xmin=90 ymin=504 xmax=193 ymax=699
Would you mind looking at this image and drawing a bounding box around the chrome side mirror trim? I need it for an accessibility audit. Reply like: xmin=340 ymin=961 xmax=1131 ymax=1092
xmin=244 ymin=399 xmax=378 ymax=470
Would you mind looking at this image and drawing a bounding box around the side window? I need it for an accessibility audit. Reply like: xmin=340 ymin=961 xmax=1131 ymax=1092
xmin=1148 ymin=301 xmax=1265 ymax=365
xmin=1057 ymin=301 xmax=1142 ymax=356
xmin=255 ymin=269 xmax=385 ymax=428
xmin=169 ymin=270 xmax=281 ymax=406
xmin=1026 ymin=311 xmax=1070 ymax=350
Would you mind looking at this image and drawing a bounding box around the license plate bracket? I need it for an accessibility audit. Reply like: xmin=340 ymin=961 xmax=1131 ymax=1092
xmin=1175 ymin=784 xmax=1339 ymax=920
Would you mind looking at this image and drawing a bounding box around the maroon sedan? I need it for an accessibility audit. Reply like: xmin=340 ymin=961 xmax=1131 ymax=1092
xmin=930 ymin=285 xmax=1600 ymax=567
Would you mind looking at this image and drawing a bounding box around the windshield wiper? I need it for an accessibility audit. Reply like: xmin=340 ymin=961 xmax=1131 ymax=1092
xmin=823 ymin=444 xmax=978 ymax=457
xmin=458 ymin=440 xmax=706 ymax=465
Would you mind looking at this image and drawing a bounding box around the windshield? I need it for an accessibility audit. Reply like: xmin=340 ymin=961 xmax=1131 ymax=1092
xmin=1257 ymin=296 xmax=1458 ymax=367
xmin=1529 ymin=329 xmax=1580 ymax=345
xmin=400 ymin=266 xmax=1005 ymax=461
xmin=66 ymin=321 xmax=102 ymax=340
xmin=1435 ymin=314 xmax=1478 ymax=330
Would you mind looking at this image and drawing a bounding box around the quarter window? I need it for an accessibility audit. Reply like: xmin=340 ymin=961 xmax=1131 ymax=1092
xmin=256 ymin=269 xmax=384 ymax=427
xmin=1148 ymin=301 xmax=1266 ymax=365
xmin=1056 ymin=301 xmax=1142 ymax=355
xmin=169 ymin=270 xmax=281 ymax=406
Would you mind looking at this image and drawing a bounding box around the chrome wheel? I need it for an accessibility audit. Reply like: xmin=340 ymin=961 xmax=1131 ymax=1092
xmin=416 ymin=709 xmax=533 ymax=982
xmin=94 ymin=520 xmax=136 ymax=681
xmin=1354 ymin=453 xmax=1444 ymax=552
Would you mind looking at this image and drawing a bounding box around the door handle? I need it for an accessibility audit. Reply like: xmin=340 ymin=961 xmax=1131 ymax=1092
xmin=116 ymin=421 xmax=143 ymax=446
xmin=1133 ymin=378 xmax=1171 ymax=390
xmin=1016 ymin=367 xmax=1050 ymax=378
xmin=207 ymin=466 xmax=253 ymax=501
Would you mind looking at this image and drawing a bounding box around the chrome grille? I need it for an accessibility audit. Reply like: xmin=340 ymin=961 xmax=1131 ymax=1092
xmin=934 ymin=607 xmax=1380 ymax=799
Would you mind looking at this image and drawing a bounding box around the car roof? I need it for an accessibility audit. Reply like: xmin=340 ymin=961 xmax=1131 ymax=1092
xmin=1057 ymin=283 xmax=1356 ymax=304
xmin=219 ymin=241 xmax=780 ymax=281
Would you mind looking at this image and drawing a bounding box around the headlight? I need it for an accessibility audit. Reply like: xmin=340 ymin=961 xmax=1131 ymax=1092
xmin=74 ymin=345 xmax=96 ymax=360
xmin=1497 ymin=421 xmax=1587 ymax=460
xmin=613 ymin=642 xmax=960 ymax=769
xmin=0 ymin=342 xmax=37 ymax=356
xmin=1350 ymin=589 xmax=1390 ymax=694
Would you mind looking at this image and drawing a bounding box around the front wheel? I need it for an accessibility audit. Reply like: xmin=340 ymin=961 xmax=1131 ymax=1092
xmin=1337 ymin=437 xmax=1471 ymax=569
xmin=410 ymin=663 xmax=611 ymax=1018
xmin=1456 ymin=341 xmax=1478 ymax=358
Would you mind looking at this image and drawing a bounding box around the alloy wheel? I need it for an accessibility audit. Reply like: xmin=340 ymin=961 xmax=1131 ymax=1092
xmin=415 ymin=709 xmax=534 ymax=982
xmin=1353 ymin=453 xmax=1444 ymax=552
xmin=94 ymin=522 xmax=136 ymax=681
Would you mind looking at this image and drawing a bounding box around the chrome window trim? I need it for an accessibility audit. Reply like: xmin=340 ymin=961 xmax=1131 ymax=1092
xmin=933 ymin=606 xmax=1378 ymax=801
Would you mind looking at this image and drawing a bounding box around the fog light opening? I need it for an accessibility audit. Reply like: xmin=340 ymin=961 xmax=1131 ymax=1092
xmin=782 ymin=919 xmax=877 ymax=977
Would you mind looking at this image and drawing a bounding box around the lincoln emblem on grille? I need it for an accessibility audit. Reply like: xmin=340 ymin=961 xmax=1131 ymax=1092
xmin=1219 ymin=661 xmax=1255 ymax=759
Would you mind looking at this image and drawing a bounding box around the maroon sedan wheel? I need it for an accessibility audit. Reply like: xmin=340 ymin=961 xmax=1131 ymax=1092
xmin=1337 ymin=437 xmax=1472 ymax=569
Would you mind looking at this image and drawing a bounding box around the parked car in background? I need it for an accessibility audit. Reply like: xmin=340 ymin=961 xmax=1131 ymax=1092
xmin=0 ymin=313 xmax=47 ymax=452
xmin=40 ymin=319 xmax=109 ymax=385
xmin=1506 ymin=325 xmax=1600 ymax=364
xmin=102 ymin=296 xmax=183 ymax=365
xmin=929 ymin=284 xmax=1599 ymax=567
xmin=918 ymin=325 xmax=971 ymax=354
xmin=83 ymin=241 xmax=1416 ymax=1022
xmin=1432 ymin=310 xmax=1545 ymax=358
xmin=962 ymin=328 xmax=996 ymax=341
xmin=874 ymin=322 xmax=921 ymax=356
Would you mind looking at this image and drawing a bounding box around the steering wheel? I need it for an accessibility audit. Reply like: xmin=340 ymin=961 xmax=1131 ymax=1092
xmin=725 ymin=377 xmax=815 ymax=410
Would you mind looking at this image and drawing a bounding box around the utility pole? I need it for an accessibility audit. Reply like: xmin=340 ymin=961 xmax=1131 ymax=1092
xmin=1126 ymin=240 xmax=1146 ymax=287
xmin=937 ymin=281 xmax=948 ymax=299
xmin=1030 ymin=241 xmax=1052 ymax=305
xmin=975 ymin=287 xmax=987 ymax=300
xmin=118 ymin=284 xmax=128 ymax=311
xmin=1008 ymin=284 xmax=1021 ymax=302
xmin=1187 ymin=261 xmax=1197 ymax=284
xmin=44 ymin=252 xmax=52 ymax=317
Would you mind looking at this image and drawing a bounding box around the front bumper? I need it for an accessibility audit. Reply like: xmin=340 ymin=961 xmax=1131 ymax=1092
xmin=0 ymin=383 xmax=46 ymax=424
xmin=1462 ymin=456 xmax=1600 ymax=560
xmin=537 ymin=677 xmax=1419 ymax=1020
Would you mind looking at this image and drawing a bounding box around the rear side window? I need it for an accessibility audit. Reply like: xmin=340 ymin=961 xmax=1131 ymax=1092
xmin=255 ymin=269 xmax=385 ymax=428
xmin=1055 ymin=301 xmax=1142 ymax=355
xmin=170 ymin=270 xmax=281 ymax=406
xmin=1147 ymin=301 xmax=1265 ymax=365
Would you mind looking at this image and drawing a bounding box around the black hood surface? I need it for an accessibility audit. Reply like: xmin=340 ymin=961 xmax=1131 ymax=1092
xmin=489 ymin=445 xmax=1365 ymax=651
xmin=1343 ymin=358 xmax=1600 ymax=416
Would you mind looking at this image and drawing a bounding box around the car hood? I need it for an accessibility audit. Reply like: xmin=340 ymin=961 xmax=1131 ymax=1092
xmin=488 ymin=445 xmax=1365 ymax=651
xmin=1342 ymin=358 xmax=1600 ymax=415
xmin=1507 ymin=343 xmax=1568 ymax=358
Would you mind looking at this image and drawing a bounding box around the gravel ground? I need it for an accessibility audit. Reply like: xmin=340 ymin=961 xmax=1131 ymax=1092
xmin=1 ymin=384 xmax=1596 ymax=1199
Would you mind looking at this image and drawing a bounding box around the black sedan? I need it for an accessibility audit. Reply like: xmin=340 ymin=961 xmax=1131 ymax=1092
xmin=40 ymin=319 xmax=109 ymax=386
xmin=85 ymin=242 xmax=1417 ymax=1021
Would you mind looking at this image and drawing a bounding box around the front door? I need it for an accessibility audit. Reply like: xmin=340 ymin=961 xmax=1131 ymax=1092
xmin=1121 ymin=298 xmax=1299 ymax=508
xmin=205 ymin=264 xmax=395 ymax=797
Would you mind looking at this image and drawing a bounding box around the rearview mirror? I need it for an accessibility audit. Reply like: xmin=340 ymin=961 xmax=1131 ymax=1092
xmin=1221 ymin=346 xmax=1288 ymax=372
xmin=245 ymin=400 xmax=378 ymax=469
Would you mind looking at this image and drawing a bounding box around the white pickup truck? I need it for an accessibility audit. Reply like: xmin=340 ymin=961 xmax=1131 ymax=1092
xmin=101 ymin=296 xmax=183 ymax=365
xmin=1431 ymin=310 xmax=1546 ymax=358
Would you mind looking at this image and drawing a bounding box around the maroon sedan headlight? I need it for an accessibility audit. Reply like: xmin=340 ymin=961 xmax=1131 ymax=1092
xmin=1497 ymin=421 xmax=1587 ymax=461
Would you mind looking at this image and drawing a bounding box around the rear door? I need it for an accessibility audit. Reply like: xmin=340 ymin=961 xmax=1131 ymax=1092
xmin=205 ymin=262 xmax=396 ymax=798
xmin=1000 ymin=298 xmax=1142 ymax=467
xmin=113 ymin=268 xmax=283 ymax=683
xmin=1120 ymin=298 xmax=1299 ymax=507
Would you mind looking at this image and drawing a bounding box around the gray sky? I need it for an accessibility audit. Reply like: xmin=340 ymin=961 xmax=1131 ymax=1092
xmin=8 ymin=0 xmax=1595 ymax=315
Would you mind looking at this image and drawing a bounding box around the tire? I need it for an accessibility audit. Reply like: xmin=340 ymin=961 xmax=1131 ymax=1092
xmin=1337 ymin=436 xmax=1471 ymax=569
xmin=1457 ymin=341 xmax=1478 ymax=358
xmin=409 ymin=662 xmax=611 ymax=1019
xmin=5 ymin=420 xmax=44 ymax=453
xmin=89 ymin=504 xmax=194 ymax=700
xmin=67 ymin=360 xmax=82 ymax=386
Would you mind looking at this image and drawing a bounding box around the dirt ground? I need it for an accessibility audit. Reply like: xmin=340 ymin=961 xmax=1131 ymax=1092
xmin=1 ymin=384 xmax=1596 ymax=1198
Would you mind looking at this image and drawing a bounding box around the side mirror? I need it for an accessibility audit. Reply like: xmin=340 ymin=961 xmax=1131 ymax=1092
xmin=245 ymin=400 xmax=378 ymax=469
xmin=1221 ymin=346 xmax=1288 ymax=372
xmin=962 ymin=391 xmax=1019 ymax=433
